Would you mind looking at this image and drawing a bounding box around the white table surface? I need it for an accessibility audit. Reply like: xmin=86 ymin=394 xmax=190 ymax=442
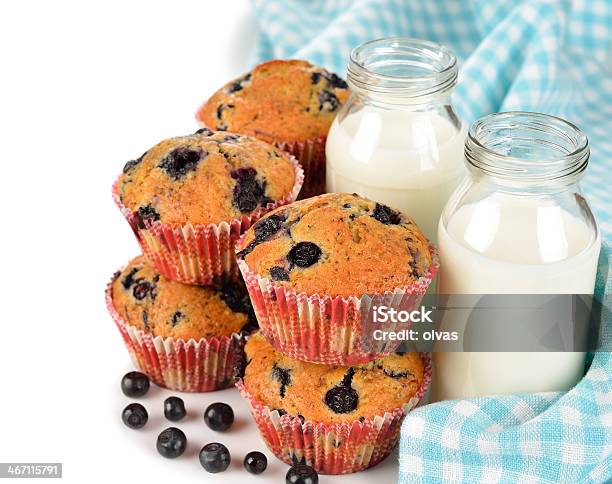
xmin=0 ymin=1 xmax=403 ymax=482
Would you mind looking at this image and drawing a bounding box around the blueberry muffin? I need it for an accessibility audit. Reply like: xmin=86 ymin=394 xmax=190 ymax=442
xmin=117 ymin=129 xmax=299 ymax=226
xmin=236 ymin=193 xmax=433 ymax=297
xmin=196 ymin=60 xmax=350 ymax=198
xmin=110 ymin=256 xmax=256 ymax=340
xmin=241 ymin=332 xmax=425 ymax=423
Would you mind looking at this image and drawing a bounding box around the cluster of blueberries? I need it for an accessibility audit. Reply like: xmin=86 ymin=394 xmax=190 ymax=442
xmin=120 ymin=371 xmax=318 ymax=484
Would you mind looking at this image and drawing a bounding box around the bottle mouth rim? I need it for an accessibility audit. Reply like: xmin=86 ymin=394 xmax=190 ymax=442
xmin=465 ymin=112 xmax=589 ymax=185
xmin=348 ymin=37 xmax=458 ymax=98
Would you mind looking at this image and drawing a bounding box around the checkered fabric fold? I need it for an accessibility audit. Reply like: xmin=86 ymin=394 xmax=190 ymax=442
xmin=252 ymin=1 xmax=612 ymax=482
xmin=252 ymin=0 xmax=612 ymax=239
xmin=398 ymin=245 xmax=611 ymax=483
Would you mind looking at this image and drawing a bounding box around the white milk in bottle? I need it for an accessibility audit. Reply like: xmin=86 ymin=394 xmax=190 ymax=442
xmin=326 ymin=38 xmax=466 ymax=243
xmin=432 ymin=112 xmax=601 ymax=400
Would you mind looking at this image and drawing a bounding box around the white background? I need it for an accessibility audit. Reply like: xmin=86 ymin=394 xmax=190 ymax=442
xmin=0 ymin=1 xmax=401 ymax=482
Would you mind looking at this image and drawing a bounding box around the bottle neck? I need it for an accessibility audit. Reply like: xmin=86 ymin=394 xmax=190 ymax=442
xmin=348 ymin=86 xmax=456 ymax=110
xmin=465 ymin=112 xmax=589 ymax=193
xmin=347 ymin=37 xmax=458 ymax=108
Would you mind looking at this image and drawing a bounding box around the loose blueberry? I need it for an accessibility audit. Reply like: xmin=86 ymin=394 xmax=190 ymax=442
xmin=122 ymin=403 xmax=148 ymax=429
xmin=199 ymin=443 xmax=231 ymax=473
xmin=270 ymin=266 xmax=290 ymax=281
xmin=244 ymin=451 xmax=267 ymax=474
xmin=372 ymin=203 xmax=401 ymax=225
xmin=318 ymin=90 xmax=339 ymax=111
xmin=286 ymin=464 xmax=319 ymax=484
xmin=121 ymin=371 xmax=150 ymax=397
xmin=164 ymin=396 xmax=186 ymax=421
xmin=158 ymin=147 xmax=203 ymax=180
xmin=272 ymin=364 xmax=292 ymax=398
xmin=156 ymin=427 xmax=187 ymax=459
xmin=287 ymin=242 xmax=322 ymax=268
xmin=230 ymin=167 xmax=268 ymax=213
xmin=132 ymin=280 xmax=153 ymax=300
xmin=204 ymin=402 xmax=234 ymax=431
xmin=324 ymin=368 xmax=359 ymax=414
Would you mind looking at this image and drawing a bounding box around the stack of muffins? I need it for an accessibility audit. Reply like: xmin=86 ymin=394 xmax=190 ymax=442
xmin=233 ymin=193 xmax=437 ymax=474
xmin=107 ymin=129 xmax=303 ymax=391
xmin=107 ymin=60 xmax=438 ymax=474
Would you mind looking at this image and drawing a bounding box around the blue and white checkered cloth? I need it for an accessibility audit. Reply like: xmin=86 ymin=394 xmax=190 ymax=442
xmin=252 ymin=0 xmax=612 ymax=240
xmin=399 ymin=244 xmax=611 ymax=484
xmin=251 ymin=1 xmax=612 ymax=482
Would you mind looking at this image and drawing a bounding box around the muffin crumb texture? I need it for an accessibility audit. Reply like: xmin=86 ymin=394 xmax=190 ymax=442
xmin=117 ymin=130 xmax=297 ymax=226
xmin=196 ymin=60 xmax=350 ymax=144
xmin=237 ymin=193 xmax=432 ymax=297
xmin=111 ymin=256 xmax=256 ymax=340
xmin=243 ymin=333 xmax=424 ymax=423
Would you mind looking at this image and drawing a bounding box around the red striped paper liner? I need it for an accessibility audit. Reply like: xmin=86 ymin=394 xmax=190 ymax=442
xmin=105 ymin=280 xmax=245 ymax=392
xmin=235 ymin=353 xmax=431 ymax=474
xmin=236 ymin=242 xmax=439 ymax=365
xmin=272 ymin=136 xmax=327 ymax=199
xmin=111 ymin=156 xmax=304 ymax=286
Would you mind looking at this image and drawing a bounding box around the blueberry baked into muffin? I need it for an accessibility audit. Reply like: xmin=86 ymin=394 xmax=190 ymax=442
xmin=113 ymin=129 xmax=302 ymax=285
xmin=117 ymin=129 xmax=298 ymax=226
xmin=240 ymin=332 xmax=425 ymax=423
xmin=236 ymin=332 xmax=428 ymax=474
xmin=236 ymin=192 xmax=433 ymax=297
xmin=196 ymin=60 xmax=350 ymax=198
xmin=235 ymin=192 xmax=437 ymax=364
xmin=110 ymin=256 xmax=256 ymax=340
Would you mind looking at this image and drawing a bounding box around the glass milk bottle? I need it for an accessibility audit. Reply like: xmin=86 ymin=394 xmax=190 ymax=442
xmin=433 ymin=112 xmax=601 ymax=400
xmin=326 ymin=37 xmax=467 ymax=243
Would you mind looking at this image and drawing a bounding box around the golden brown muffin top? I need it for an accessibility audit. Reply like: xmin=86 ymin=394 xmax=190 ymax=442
xmin=242 ymin=332 xmax=424 ymax=423
xmin=196 ymin=60 xmax=350 ymax=144
xmin=117 ymin=130 xmax=297 ymax=226
xmin=236 ymin=193 xmax=432 ymax=297
xmin=110 ymin=256 xmax=256 ymax=340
